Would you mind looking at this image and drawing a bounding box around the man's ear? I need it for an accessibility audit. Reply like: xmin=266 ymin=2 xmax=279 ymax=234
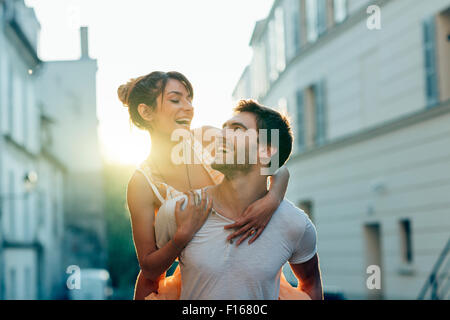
xmin=137 ymin=103 xmax=154 ymax=123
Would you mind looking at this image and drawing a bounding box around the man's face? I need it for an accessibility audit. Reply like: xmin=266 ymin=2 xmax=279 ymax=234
xmin=211 ymin=112 xmax=261 ymax=177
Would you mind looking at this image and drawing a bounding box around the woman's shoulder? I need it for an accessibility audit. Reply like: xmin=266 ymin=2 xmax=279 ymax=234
xmin=127 ymin=170 xmax=157 ymax=205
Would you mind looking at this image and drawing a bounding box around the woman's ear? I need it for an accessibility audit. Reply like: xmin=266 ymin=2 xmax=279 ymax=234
xmin=137 ymin=103 xmax=154 ymax=123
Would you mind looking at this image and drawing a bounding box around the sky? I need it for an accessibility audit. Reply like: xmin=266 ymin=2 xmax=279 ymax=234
xmin=24 ymin=0 xmax=274 ymax=165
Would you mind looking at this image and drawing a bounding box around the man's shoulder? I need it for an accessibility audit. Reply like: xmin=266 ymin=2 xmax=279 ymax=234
xmin=274 ymin=200 xmax=313 ymax=232
xmin=272 ymin=200 xmax=317 ymax=254
xmin=277 ymin=199 xmax=309 ymax=218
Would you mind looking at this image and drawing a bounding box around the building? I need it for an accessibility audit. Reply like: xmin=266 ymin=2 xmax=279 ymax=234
xmin=35 ymin=26 xmax=107 ymax=272
xmin=0 ymin=0 xmax=105 ymax=299
xmin=233 ymin=0 xmax=450 ymax=299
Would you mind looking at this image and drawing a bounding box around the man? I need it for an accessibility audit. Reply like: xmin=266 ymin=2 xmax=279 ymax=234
xmin=161 ymin=99 xmax=323 ymax=300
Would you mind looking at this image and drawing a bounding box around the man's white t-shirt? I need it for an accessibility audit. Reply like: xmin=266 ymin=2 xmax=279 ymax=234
xmin=157 ymin=196 xmax=317 ymax=300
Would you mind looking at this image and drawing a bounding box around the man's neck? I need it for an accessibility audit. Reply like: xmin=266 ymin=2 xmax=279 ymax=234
xmin=210 ymin=167 xmax=268 ymax=221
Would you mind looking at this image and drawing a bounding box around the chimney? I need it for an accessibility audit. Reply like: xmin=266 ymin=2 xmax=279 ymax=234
xmin=80 ymin=26 xmax=89 ymax=59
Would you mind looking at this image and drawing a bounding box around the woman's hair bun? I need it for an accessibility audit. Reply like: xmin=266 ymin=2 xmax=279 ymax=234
xmin=117 ymin=80 xmax=134 ymax=107
xmin=118 ymin=76 xmax=145 ymax=107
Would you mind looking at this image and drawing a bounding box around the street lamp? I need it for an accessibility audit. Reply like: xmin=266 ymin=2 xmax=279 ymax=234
xmin=0 ymin=170 xmax=38 ymax=213
xmin=23 ymin=171 xmax=38 ymax=193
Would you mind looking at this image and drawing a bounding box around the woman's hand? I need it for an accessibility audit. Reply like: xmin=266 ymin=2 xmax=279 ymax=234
xmin=173 ymin=189 xmax=213 ymax=247
xmin=224 ymin=191 xmax=280 ymax=246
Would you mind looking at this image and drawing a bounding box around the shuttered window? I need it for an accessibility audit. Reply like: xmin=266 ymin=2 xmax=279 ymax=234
xmin=333 ymin=0 xmax=348 ymax=24
xmin=296 ymin=89 xmax=306 ymax=151
xmin=8 ymin=65 xmax=14 ymax=135
xmin=306 ymin=0 xmax=318 ymax=42
xmin=293 ymin=7 xmax=301 ymax=54
xmin=317 ymin=0 xmax=328 ymax=36
xmin=314 ymin=80 xmax=327 ymax=146
xmin=423 ymin=16 xmax=439 ymax=108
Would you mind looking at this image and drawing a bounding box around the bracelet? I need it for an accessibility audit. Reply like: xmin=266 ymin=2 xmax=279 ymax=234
xmin=171 ymin=239 xmax=184 ymax=252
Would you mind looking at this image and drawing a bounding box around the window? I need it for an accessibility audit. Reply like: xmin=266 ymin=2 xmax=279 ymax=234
xmin=1 ymin=55 xmax=10 ymax=134
xmin=8 ymin=64 xmax=14 ymax=134
xmin=314 ymin=81 xmax=327 ymax=146
xmin=53 ymin=198 xmax=59 ymax=236
xmin=305 ymin=86 xmax=316 ymax=148
xmin=296 ymin=81 xmax=327 ymax=151
xmin=333 ymin=0 xmax=348 ymax=24
xmin=8 ymin=268 xmax=17 ymax=300
xmin=364 ymin=223 xmax=383 ymax=299
xmin=286 ymin=0 xmax=302 ymax=60
xmin=296 ymin=89 xmax=306 ymax=151
xmin=267 ymin=19 xmax=278 ymax=81
xmin=38 ymin=190 xmax=45 ymax=228
xmin=399 ymin=219 xmax=413 ymax=264
xmin=423 ymin=16 xmax=439 ymax=107
xmin=266 ymin=6 xmax=287 ymax=82
xmin=24 ymin=267 xmax=31 ymax=300
xmin=24 ymin=193 xmax=30 ymax=242
xmin=292 ymin=2 xmax=301 ymax=55
xmin=9 ymin=170 xmax=16 ymax=240
xmin=23 ymin=79 xmax=29 ymax=148
xmin=306 ymin=0 xmax=328 ymax=42
xmin=274 ymin=6 xmax=286 ymax=73
xmin=317 ymin=0 xmax=328 ymax=35
xmin=436 ymin=8 xmax=450 ymax=103
xmin=306 ymin=0 xmax=318 ymax=42
xmin=299 ymin=200 xmax=314 ymax=223
xmin=306 ymin=81 xmax=327 ymax=148
xmin=252 ymin=43 xmax=268 ymax=99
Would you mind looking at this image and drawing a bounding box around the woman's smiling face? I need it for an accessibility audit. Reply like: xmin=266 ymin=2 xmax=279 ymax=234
xmin=140 ymin=78 xmax=194 ymax=136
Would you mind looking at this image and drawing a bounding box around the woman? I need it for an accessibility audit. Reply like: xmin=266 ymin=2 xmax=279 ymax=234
xmin=118 ymin=71 xmax=309 ymax=300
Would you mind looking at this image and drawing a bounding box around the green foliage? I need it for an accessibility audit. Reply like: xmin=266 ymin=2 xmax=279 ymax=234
xmin=102 ymin=163 xmax=139 ymax=299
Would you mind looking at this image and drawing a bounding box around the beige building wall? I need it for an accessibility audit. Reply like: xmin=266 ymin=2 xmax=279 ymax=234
xmin=285 ymin=105 xmax=450 ymax=299
xmin=234 ymin=0 xmax=450 ymax=299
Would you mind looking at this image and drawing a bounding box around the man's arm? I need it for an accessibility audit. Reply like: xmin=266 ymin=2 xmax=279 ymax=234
xmin=290 ymin=254 xmax=323 ymax=300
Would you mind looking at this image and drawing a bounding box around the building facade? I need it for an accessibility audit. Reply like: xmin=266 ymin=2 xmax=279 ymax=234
xmin=233 ymin=0 xmax=450 ymax=299
xmin=0 ymin=0 xmax=105 ymax=299
xmin=35 ymin=27 xmax=107 ymax=272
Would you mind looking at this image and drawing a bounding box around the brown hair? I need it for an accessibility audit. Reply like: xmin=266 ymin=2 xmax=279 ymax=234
xmin=118 ymin=71 xmax=194 ymax=130
xmin=233 ymin=99 xmax=293 ymax=168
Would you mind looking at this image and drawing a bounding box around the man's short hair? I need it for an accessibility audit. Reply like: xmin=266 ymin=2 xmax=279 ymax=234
xmin=233 ymin=99 xmax=293 ymax=168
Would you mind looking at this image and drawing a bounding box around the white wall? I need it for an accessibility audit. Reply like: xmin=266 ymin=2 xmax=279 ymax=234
xmin=236 ymin=0 xmax=450 ymax=299
xmin=0 ymin=1 xmax=66 ymax=299
xmin=265 ymin=0 xmax=450 ymax=142
xmin=36 ymin=59 xmax=101 ymax=172
xmin=285 ymin=109 xmax=450 ymax=299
